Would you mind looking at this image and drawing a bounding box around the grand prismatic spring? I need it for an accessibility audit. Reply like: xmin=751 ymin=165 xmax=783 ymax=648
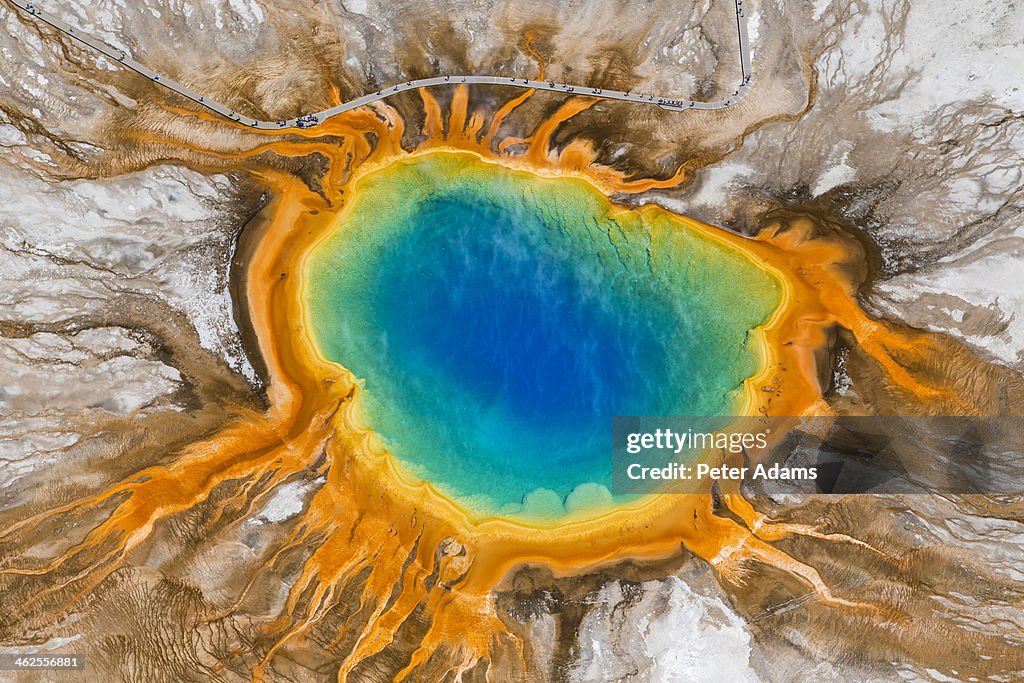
xmin=2 ymin=80 xmax=1019 ymax=680
xmin=303 ymin=151 xmax=782 ymax=518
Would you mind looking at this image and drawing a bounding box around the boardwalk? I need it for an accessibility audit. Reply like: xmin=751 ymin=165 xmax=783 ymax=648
xmin=7 ymin=0 xmax=752 ymax=130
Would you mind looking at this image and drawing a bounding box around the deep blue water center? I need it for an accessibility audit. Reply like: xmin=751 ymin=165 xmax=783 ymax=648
xmin=376 ymin=197 xmax=672 ymax=435
xmin=305 ymin=152 xmax=780 ymax=518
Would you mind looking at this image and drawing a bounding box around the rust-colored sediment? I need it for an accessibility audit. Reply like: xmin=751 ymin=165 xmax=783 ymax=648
xmin=0 ymin=84 xmax=979 ymax=679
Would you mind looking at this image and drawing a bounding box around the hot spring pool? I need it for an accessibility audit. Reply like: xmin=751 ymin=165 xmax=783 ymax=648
xmin=304 ymin=151 xmax=781 ymax=517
